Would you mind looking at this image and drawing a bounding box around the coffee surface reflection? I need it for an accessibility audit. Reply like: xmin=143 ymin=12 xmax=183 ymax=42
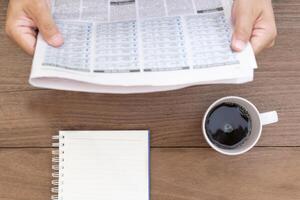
xmin=205 ymin=102 xmax=252 ymax=149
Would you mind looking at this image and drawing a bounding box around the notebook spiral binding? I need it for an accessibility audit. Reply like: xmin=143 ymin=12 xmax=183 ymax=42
xmin=51 ymin=135 xmax=64 ymax=200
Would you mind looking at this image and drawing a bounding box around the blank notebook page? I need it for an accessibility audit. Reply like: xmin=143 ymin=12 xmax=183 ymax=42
xmin=56 ymin=131 xmax=149 ymax=200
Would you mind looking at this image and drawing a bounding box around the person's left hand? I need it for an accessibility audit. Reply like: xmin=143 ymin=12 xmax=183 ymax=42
xmin=231 ymin=0 xmax=277 ymax=55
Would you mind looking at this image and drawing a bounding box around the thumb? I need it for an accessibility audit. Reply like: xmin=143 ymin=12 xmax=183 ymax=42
xmin=231 ymin=1 xmax=257 ymax=52
xmin=32 ymin=3 xmax=63 ymax=47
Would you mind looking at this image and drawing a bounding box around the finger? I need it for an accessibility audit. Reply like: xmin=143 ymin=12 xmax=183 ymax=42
xmin=29 ymin=2 xmax=63 ymax=47
xmin=268 ymin=40 xmax=275 ymax=48
xmin=231 ymin=0 xmax=237 ymax=25
xmin=6 ymin=25 xmax=37 ymax=55
xmin=251 ymin=6 xmax=277 ymax=54
xmin=231 ymin=0 xmax=259 ymax=52
xmin=251 ymin=30 xmax=276 ymax=54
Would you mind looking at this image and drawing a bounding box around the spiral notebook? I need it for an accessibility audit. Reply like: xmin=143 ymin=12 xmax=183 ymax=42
xmin=51 ymin=131 xmax=150 ymax=200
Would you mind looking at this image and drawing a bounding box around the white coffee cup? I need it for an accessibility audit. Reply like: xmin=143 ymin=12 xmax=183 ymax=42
xmin=202 ymin=96 xmax=278 ymax=156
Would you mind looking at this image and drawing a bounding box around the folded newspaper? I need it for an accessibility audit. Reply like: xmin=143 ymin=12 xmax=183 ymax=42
xmin=30 ymin=0 xmax=257 ymax=93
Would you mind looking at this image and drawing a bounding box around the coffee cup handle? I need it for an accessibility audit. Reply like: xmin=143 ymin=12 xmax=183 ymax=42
xmin=259 ymin=111 xmax=279 ymax=126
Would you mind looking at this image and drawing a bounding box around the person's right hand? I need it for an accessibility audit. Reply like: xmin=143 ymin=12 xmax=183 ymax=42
xmin=5 ymin=0 xmax=64 ymax=55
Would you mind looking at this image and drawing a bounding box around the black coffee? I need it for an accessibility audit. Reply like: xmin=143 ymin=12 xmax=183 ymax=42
xmin=205 ymin=102 xmax=252 ymax=149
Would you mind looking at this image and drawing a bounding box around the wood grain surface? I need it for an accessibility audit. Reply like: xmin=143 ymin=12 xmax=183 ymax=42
xmin=0 ymin=148 xmax=300 ymax=200
xmin=0 ymin=0 xmax=300 ymax=199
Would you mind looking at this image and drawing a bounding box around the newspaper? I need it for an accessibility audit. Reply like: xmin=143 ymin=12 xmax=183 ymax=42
xmin=30 ymin=0 xmax=257 ymax=93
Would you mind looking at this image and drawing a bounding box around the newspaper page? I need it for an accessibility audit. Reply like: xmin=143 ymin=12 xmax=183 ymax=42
xmin=30 ymin=0 xmax=257 ymax=93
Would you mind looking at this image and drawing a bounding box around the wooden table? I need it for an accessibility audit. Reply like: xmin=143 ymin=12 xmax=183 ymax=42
xmin=0 ymin=0 xmax=300 ymax=199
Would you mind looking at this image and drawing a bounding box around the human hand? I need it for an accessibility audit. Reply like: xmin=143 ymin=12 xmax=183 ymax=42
xmin=5 ymin=0 xmax=64 ymax=55
xmin=231 ymin=0 xmax=277 ymax=55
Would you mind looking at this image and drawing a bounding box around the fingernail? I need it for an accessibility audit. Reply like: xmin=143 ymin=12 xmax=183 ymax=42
xmin=49 ymin=34 xmax=64 ymax=46
xmin=233 ymin=39 xmax=246 ymax=51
